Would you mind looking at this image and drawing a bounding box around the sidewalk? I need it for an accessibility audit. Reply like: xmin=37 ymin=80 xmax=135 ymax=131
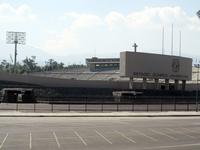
xmin=0 ymin=111 xmax=200 ymax=117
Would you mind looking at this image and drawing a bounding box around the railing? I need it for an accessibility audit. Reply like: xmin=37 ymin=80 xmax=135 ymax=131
xmin=0 ymin=95 xmax=199 ymax=112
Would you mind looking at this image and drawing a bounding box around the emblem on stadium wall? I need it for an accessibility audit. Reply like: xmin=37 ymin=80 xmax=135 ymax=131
xmin=172 ymin=59 xmax=180 ymax=72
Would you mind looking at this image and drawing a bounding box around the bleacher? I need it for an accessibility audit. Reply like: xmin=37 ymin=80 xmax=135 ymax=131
xmin=31 ymin=66 xmax=199 ymax=84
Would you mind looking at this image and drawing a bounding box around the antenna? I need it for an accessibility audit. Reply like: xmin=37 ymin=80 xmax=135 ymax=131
xmin=6 ymin=31 xmax=26 ymax=73
xmin=162 ymin=26 xmax=164 ymax=55
xmin=94 ymin=48 xmax=96 ymax=57
xmin=179 ymin=31 xmax=181 ymax=56
xmin=171 ymin=24 xmax=173 ymax=55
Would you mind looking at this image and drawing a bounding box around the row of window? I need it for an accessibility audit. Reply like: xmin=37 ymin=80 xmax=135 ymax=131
xmin=86 ymin=58 xmax=120 ymax=63
xmin=95 ymin=63 xmax=119 ymax=67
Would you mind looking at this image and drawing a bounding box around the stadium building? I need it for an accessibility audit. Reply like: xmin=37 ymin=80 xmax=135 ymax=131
xmin=86 ymin=57 xmax=120 ymax=72
xmin=0 ymin=50 xmax=198 ymax=103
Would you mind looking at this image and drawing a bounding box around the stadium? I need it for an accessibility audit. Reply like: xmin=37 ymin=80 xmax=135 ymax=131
xmin=0 ymin=49 xmax=199 ymax=105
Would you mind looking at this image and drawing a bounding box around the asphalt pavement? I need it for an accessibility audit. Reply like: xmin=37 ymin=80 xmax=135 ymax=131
xmin=0 ymin=117 xmax=200 ymax=150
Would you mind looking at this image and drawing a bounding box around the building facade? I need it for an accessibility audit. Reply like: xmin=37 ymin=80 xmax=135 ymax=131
xmin=86 ymin=57 xmax=120 ymax=72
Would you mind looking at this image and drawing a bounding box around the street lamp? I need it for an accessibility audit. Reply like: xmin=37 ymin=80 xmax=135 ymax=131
xmin=195 ymin=11 xmax=200 ymax=111
xmin=197 ymin=10 xmax=200 ymax=19
xmin=194 ymin=62 xmax=200 ymax=112
xmin=6 ymin=31 xmax=26 ymax=73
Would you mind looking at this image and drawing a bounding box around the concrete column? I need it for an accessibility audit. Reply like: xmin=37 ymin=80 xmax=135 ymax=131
xmin=165 ymin=79 xmax=169 ymax=90
xmin=154 ymin=78 xmax=159 ymax=90
xmin=129 ymin=77 xmax=133 ymax=90
xmin=175 ymin=80 xmax=179 ymax=90
xmin=143 ymin=77 xmax=147 ymax=89
xmin=182 ymin=80 xmax=186 ymax=91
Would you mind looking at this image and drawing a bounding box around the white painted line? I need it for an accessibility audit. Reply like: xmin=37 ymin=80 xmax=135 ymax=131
xmin=115 ymin=130 xmax=136 ymax=143
xmin=95 ymin=130 xmax=112 ymax=144
xmin=165 ymin=128 xmax=195 ymax=139
xmin=133 ymin=130 xmax=158 ymax=141
xmin=0 ymin=133 xmax=8 ymax=149
xmin=29 ymin=132 xmax=32 ymax=149
xmin=74 ymin=131 xmax=87 ymax=146
xmin=181 ymin=127 xmax=197 ymax=134
xmin=149 ymin=129 xmax=177 ymax=140
xmin=53 ymin=132 xmax=61 ymax=148
xmin=142 ymin=142 xmax=200 ymax=150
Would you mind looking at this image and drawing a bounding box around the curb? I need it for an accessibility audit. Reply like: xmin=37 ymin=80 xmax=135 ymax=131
xmin=0 ymin=115 xmax=200 ymax=117
xmin=0 ymin=112 xmax=200 ymax=117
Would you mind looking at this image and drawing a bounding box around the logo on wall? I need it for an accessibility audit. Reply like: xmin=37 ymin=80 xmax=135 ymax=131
xmin=172 ymin=59 xmax=180 ymax=72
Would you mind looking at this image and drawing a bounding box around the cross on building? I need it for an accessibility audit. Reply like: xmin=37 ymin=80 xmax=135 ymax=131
xmin=132 ymin=43 xmax=138 ymax=52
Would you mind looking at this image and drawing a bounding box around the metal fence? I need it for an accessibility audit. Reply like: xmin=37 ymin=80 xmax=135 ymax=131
xmin=0 ymin=95 xmax=199 ymax=112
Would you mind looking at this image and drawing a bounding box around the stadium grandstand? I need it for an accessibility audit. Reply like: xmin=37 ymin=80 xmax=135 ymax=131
xmin=0 ymin=53 xmax=199 ymax=103
xmin=30 ymin=57 xmax=198 ymax=87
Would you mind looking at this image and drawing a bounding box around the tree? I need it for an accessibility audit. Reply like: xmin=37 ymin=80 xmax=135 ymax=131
xmin=44 ymin=59 xmax=64 ymax=71
xmin=0 ymin=60 xmax=12 ymax=73
xmin=22 ymin=56 xmax=41 ymax=73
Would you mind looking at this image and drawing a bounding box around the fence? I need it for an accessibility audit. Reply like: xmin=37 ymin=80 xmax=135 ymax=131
xmin=0 ymin=95 xmax=199 ymax=112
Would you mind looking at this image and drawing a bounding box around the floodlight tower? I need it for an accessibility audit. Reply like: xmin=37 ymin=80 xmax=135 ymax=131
xmin=6 ymin=31 xmax=26 ymax=73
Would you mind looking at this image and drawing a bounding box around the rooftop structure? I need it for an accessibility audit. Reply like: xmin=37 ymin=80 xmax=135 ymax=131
xmin=86 ymin=57 xmax=120 ymax=72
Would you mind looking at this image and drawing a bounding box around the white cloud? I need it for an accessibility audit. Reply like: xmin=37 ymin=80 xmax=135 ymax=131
xmin=70 ymin=14 xmax=103 ymax=29
xmin=105 ymin=11 xmax=126 ymax=29
xmin=43 ymin=13 xmax=104 ymax=56
xmin=0 ymin=3 xmax=36 ymax=23
xmin=43 ymin=28 xmax=79 ymax=56
xmin=43 ymin=6 xmax=200 ymax=58
xmin=63 ymin=12 xmax=81 ymax=19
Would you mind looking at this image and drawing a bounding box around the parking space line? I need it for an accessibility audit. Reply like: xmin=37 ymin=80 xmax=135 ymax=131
xmin=165 ymin=128 xmax=195 ymax=139
xmin=95 ymin=130 xmax=112 ymax=144
xmin=142 ymin=142 xmax=200 ymax=150
xmin=115 ymin=130 xmax=136 ymax=143
xmin=74 ymin=131 xmax=87 ymax=146
xmin=0 ymin=133 xmax=8 ymax=149
xmin=29 ymin=132 xmax=32 ymax=149
xmin=149 ymin=129 xmax=178 ymax=140
xmin=132 ymin=130 xmax=158 ymax=141
xmin=53 ymin=132 xmax=61 ymax=148
xmin=181 ymin=127 xmax=198 ymax=134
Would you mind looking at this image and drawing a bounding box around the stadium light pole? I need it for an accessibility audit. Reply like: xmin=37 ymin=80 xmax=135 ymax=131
xmin=195 ymin=62 xmax=200 ymax=112
xmin=6 ymin=31 xmax=26 ymax=73
xmin=197 ymin=10 xmax=200 ymax=19
xmin=195 ymin=10 xmax=200 ymax=111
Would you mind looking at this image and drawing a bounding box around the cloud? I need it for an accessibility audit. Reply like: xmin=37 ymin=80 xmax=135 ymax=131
xmin=0 ymin=3 xmax=36 ymax=23
xmin=70 ymin=14 xmax=103 ymax=29
xmin=43 ymin=6 xmax=200 ymax=57
xmin=105 ymin=11 xmax=126 ymax=30
xmin=106 ymin=6 xmax=200 ymax=30
xmin=43 ymin=13 xmax=104 ymax=56
xmin=43 ymin=28 xmax=79 ymax=56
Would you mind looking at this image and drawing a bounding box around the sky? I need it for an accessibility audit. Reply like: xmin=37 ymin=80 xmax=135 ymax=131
xmin=0 ymin=0 xmax=200 ymax=65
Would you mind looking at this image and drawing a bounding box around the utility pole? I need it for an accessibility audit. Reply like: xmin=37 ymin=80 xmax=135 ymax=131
xmin=195 ymin=10 xmax=200 ymax=111
xmin=195 ymin=62 xmax=200 ymax=112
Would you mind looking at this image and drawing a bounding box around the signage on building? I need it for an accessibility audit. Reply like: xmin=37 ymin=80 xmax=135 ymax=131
xmin=120 ymin=52 xmax=192 ymax=80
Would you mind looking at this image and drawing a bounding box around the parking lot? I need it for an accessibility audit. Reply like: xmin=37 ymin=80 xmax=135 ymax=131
xmin=0 ymin=117 xmax=200 ymax=149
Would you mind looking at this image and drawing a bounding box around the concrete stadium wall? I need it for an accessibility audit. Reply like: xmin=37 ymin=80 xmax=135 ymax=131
xmin=0 ymin=73 xmax=129 ymax=89
xmin=0 ymin=73 xmax=198 ymax=91
xmin=120 ymin=51 xmax=192 ymax=80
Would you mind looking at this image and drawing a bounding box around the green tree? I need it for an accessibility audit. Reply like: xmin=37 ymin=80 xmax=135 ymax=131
xmin=0 ymin=60 xmax=12 ymax=73
xmin=22 ymin=56 xmax=41 ymax=73
xmin=44 ymin=59 xmax=64 ymax=71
